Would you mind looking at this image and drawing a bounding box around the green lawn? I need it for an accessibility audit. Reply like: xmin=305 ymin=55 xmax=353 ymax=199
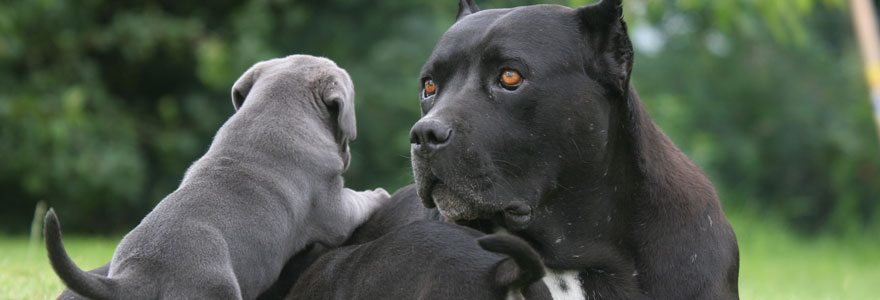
xmin=1 ymin=214 xmax=878 ymax=299
xmin=730 ymin=213 xmax=880 ymax=300
xmin=0 ymin=235 xmax=119 ymax=299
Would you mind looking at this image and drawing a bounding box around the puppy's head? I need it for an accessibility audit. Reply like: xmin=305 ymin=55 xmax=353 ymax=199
xmin=410 ymin=0 xmax=633 ymax=230
xmin=231 ymin=55 xmax=357 ymax=169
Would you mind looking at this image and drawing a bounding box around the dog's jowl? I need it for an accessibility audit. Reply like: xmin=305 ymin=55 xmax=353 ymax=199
xmin=411 ymin=0 xmax=740 ymax=298
xmin=45 ymin=55 xmax=389 ymax=300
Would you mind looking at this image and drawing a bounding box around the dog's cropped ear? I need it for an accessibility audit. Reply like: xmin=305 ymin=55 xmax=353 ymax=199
xmin=231 ymin=66 xmax=258 ymax=111
xmin=456 ymin=0 xmax=480 ymax=21
xmin=576 ymin=0 xmax=633 ymax=96
xmin=323 ymin=72 xmax=357 ymax=142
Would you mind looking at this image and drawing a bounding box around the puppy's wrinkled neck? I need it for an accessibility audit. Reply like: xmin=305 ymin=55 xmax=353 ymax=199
xmin=217 ymin=91 xmax=347 ymax=175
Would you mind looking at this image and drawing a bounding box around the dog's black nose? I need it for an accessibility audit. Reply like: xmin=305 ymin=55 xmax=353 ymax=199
xmin=410 ymin=119 xmax=453 ymax=153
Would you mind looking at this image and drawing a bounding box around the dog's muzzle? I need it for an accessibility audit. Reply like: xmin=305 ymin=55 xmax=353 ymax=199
xmin=410 ymin=119 xmax=453 ymax=157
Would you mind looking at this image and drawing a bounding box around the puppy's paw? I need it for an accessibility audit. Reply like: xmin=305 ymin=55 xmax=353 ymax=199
xmin=366 ymin=188 xmax=391 ymax=202
xmin=342 ymin=188 xmax=389 ymax=216
xmin=358 ymin=188 xmax=392 ymax=214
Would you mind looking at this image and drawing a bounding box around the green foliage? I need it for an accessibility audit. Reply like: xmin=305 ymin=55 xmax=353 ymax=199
xmin=0 ymin=0 xmax=877 ymax=235
xmin=625 ymin=0 xmax=880 ymax=234
xmin=0 ymin=0 xmax=233 ymax=233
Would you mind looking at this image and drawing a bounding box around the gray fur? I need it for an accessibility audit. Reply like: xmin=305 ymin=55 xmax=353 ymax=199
xmin=45 ymin=54 xmax=389 ymax=300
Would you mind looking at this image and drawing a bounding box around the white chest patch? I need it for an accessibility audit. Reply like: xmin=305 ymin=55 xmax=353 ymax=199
xmin=542 ymin=269 xmax=586 ymax=300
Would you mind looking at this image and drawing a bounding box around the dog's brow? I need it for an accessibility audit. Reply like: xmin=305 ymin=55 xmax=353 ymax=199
xmin=422 ymin=52 xmax=468 ymax=82
xmin=480 ymin=46 xmax=530 ymax=73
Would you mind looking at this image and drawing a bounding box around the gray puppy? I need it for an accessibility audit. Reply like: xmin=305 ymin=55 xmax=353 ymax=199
xmin=44 ymin=55 xmax=390 ymax=300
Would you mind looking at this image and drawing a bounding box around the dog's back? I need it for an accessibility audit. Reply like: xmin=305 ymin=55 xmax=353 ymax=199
xmin=287 ymin=220 xmax=550 ymax=300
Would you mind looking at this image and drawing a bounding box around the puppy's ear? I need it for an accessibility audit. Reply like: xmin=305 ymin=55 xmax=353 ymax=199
xmin=323 ymin=72 xmax=357 ymax=142
xmin=575 ymin=0 xmax=633 ymax=96
xmin=231 ymin=65 xmax=257 ymax=111
xmin=456 ymin=0 xmax=480 ymax=21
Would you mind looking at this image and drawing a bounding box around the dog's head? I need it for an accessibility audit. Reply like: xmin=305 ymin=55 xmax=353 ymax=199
xmin=232 ymin=55 xmax=357 ymax=169
xmin=411 ymin=0 xmax=633 ymax=231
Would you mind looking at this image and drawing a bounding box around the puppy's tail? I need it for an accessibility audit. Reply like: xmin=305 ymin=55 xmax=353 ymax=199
xmin=45 ymin=208 xmax=117 ymax=300
xmin=477 ymin=233 xmax=546 ymax=289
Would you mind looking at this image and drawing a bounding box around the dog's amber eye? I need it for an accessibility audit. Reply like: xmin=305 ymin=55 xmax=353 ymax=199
xmin=500 ymin=70 xmax=523 ymax=89
xmin=424 ymin=79 xmax=437 ymax=96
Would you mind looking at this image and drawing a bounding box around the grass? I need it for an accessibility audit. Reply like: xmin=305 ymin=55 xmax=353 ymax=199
xmin=729 ymin=212 xmax=880 ymax=299
xmin=0 ymin=235 xmax=119 ymax=299
xmin=1 ymin=214 xmax=878 ymax=299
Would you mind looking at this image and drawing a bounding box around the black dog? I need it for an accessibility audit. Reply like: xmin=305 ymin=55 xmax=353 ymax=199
xmin=252 ymin=185 xmax=441 ymax=300
xmin=408 ymin=0 xmax=739 ymax=298
xmin=286 ymin=220 xmax=551 ymax=300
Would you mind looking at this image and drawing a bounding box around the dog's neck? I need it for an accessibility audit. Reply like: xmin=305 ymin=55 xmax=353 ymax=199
xmin=622 ymin=88 xmax=719 ymax=209
xmin=523 ymin=85 xmax=717 ymax=271
xmin=187 ymin=98 xmax=346 ymax=189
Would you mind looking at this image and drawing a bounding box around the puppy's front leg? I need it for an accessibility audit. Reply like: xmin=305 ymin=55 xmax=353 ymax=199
xmin=315 ymin=188 xmax=391 ymax=247
xmin=340 ymin=187 xmax=391 ymax=226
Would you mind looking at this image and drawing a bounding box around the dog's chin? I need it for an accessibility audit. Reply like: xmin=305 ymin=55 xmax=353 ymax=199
xmin=426 ymin=182 xmax=535 ymax=231
xmin=431 ymin=183 xmax=482 ymax=221
xmin=415 ymin=169 xmax=537 ymax=230
xmin=415 ymin=171 xmax=482 ymax=221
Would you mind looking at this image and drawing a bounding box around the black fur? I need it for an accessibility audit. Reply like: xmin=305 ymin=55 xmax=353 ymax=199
xmin=285 ymin=221 xmax=551 ymax=300
xmin=409 ymin=0 xmax=740 ymax=298
xmin=344 ymin=184 xmax=443 ymax=245
xmin=477 ymin=234 xmax=545 ymax=289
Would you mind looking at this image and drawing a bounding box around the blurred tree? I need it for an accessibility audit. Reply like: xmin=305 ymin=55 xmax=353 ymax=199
xmin=0 ymin=0 xmax=876 ymax=235
xmin=623 ymin=0 xmax=880 ymax=234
